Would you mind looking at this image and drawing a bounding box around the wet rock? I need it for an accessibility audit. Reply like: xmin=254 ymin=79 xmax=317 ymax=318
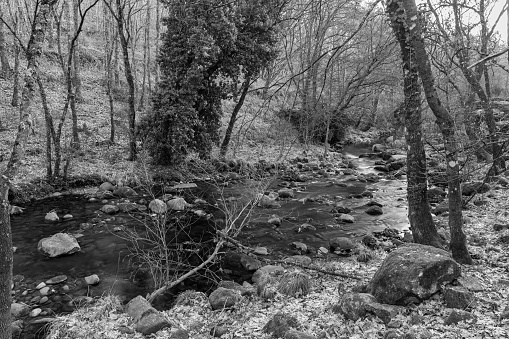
xmin=209 ymin=287 xmax=241 ymax=310
xmin=254 ymin=247 xmax=268 ymax=255
xmin=428 ymin=187 xmax=447 ymax=203
xmin=334 ymin=293 xmax=401 ymax=324
xmin=252 ymin=265 xmax=285 ymax=284
xmin=113 ymin=186 xmax=137 ymax=198
xmin=290 ymin=241 xmax=307 ymax=253
xmin=284 ymin=255 xmax=312 ymax=266
xmin=36 ymin=282 xmax=46 ymax=290
xmin=217 ymin=281 xmax=252 ymax=296
xmin=374 ymin=165 xmax=389 ymax=172
xmin=461 ymin=181 xmax=490 ymax=196
xmin=263 ymin=313 xmax=299 ymax=338
xmin=11 ymin=320 xmax=23 ymax=337
xmin=366 ymin=206 xmax=383 ymax=215
xmin=329 ymin=237 xmax=357 ymax=254
xmin=367 ymin=200 xmax=383 ymax=207
xmin=39 ymin=287 xmax=51 ymax=296
xmin=443 ymin=286 xmax=475 ymax=309
xmin=118 ymin=202 xmax=140 ymax=212
xmin=99 ymin=182 xmax=115 ymax=192
xmin=11 ymin=303 xmax=30 ymax=318
xmin=38 ymin=233 xmax=81 ymax=257
xmin=45 ymin=211 xmax=59 ymax=222
xmin=100 ymin=204 xmax=119 ymax=214
xmin=167 ymin=197 xmax=191 ymax=211
xmin=85 ymin=274 xmax=100 ymax=285
xmin=372 ymin=144 xmax=386 ymax=152
xmin=126 ymin=296 xmax=170 ymax=335
xmin=30 ymin=308 xmax=42 ymax=317
xmin=268 ymin=216 xmax=282 ymax=226
xmin=293 ymin=223 xmax=316 ymax=233
xmin=40 ymin=296 xmax=48 ymax=304
xmin=362 ymin=234 xmax=379 ymax=249
xmin=337 ymin=214 xmax=355 ymax=223
xmin=149 ymin=199 xmax=167 ymax=214
xmin=63 ymin=214 xmax=73 ymax=219
xmin=367 ymin=244 xmax=461 ymax=305
xmin=257 ymin=194 xmax=281 ymax=208
xmin=278 ymin=188 xmax=295 ymax=199
xmin=10 ymin=205 xmax=24 ymax=215
xmin=444 ymin=309 xmax=477 ymax=325
xmin=332 ymin=204 xmax=352 ymax=214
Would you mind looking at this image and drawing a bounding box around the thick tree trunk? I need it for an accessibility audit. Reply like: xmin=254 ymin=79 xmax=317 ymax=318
xmin=0 ymin=7 xmax=11 ymax=79
xmin=400 ymin=0 xmax=472 ymax=264
xmin=387 ymin=1 xmax=443 ymax=249
xmin=220 ymin=75 xmax=251 ymax=157
xmin=11 ymin=19 xmax=20 ymax=107
xmin=1 ymin=2 xmax=57 ymax=337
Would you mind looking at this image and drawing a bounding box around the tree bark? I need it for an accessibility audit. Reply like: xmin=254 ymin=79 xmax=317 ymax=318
xmin=400 ymin=0 xmax=472 ymax=264
xmin=220 ymin=75 xmax=252 ymax=157
xmin=1 ymin=2 xmax=57 ymax=337
xmin=0 ymin=4 xmax=11 ymax=79
xmin=387 ymin=0 xmax=444 ymax=249
xmin=11 ymin=15 xmax=20 ymax=107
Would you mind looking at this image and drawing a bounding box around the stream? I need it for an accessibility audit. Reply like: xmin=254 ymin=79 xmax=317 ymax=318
xmin=10 ymin=145 xmax=410 ymax=338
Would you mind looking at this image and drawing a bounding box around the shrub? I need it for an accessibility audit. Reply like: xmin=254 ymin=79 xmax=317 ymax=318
xmin=277 ymin=270 xmax=311 ymax=297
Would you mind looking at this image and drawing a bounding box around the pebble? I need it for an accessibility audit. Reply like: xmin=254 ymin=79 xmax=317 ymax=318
xmin=254 ymin=247 xmax=268 ymax=255
xmin=36 ymin=282 xmax=46 ymax=290
xmin=63 ymin=214 xmax=73 ymax=219
xmin=85 ymin=274 xmax=100 ymax=285
xmin=62 ymin=285 xmax=70 ymax=292
xmin=39 ymin=296 xmax=49 ymax=304
xmin=30 ymin=308 xmax=42 ymax=317
xmin=39 ymin=287 xmax=50 ymax=296
xmin=30 ymin=296 xmax=41 ymax=304
xmin=21 ymin=291 xmax=28 ymax=296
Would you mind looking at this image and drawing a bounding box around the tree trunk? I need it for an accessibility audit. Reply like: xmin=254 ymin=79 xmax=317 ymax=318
xmin=387 ymin=0 xmax=444 ymax=249
xmin=11 ymin=16 xmax=20 ymax=107
xmin=1 ymin=2 xmax=57 ymax=338
xmin=400 ymin=0 xmax=472 ymax=264
xmin=220 ymin=75 xmax=251 ymax=157
xmin=115 ymin=0 xmax=137 ymax=160
xmin=0 ymin=5 xmax=11 ymax=79
xmin=72 ymin=0 xmax=83 ymax=101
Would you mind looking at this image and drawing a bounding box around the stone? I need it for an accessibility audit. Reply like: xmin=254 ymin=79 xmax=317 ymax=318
xmin=172 ymin=183 xmax=198 ymax=190
xmin=427 ymin=187 xmax=447 ymax=203
xmin=257 ymin=194 xmax=281 ymax=208
xmin=38 ymin=233 xmax=81 ymax=257
xmin=461 ymin=181 xmax=491 ymax=196
xmin=444 ymin=310 xmax=477 ymax=325
xmin=283 ymin=255 xmax=312 ymax=266
xmin=10 ymin=205 xmax=24 ymax=215
xmin=335 ymin=293 xmax=401 ymax=324
xmin=167 ymin=197 xmax=191 ymax=211
xmin=294 ymin=223 xmax=316 ymax=233
xmin=333 ymin=205 xmax=352 ymax=214
xmin=210 ymin=325 xmax=228 ymax=338
xmin=11 ymin=302 xmax=30 ymax=318
xmin=268 ymin=216 xmax=282 ymax=226
xmin=217 ymin=281 xmax=252 ymax=296
xmin=46 ymin=275 xmax=68 ymax=285
xmin=126 ymin=296 xmax=170 ymax=335
xmin=329 ymin=237 xmax=357 ymax=253
xmin=209 ymin=287 xmax=241 ymax=310
xmin=39 ymin=287 xmax=51 ymax=296
xmin=11 ymin=320 xmax=23 ymax=337
xmin=149 ymin=199 xmax=167 ymax=214
xmin=85 ymin=274 xmax=100 ymax=285
xmin=118 ymin=202 xmax=139 ymax=212
xmin=367 ymin=200 xmax=383 ymax=207
xmin=372 ymin=144 xmax=386 ymax=152
xmin=457 ymin=275 xmax=484 ymax=292
xmin=290 ymin=241 xmax=307 ymax=253
xmin=30 ymin=308 xmax=42 ymax=317
xmin=63 ymin=214 xmax=73 ymax=219
xmin=100 ymin=204 xmax=119 ymax=214
xmin=169 ymin=328 xmax=190 ymax=339
xmin=367 ymin=244 xmax=461 ymax=305
xmin=252 ymin=265 xmax=285 ymax=284
xmin=99 ymin=182 xmax=115 ymax=192
xmin=263 ymin=313 xmax=299 ymax=338
xmin=278 ymin=188 xmax=295 ymax=199
xmin=113 ymin=186 xmax=137 ymax=198
xmin=366 ymin=206 xmax=383 ymax=215
xmin=254 ymin=247 xmax=268 ymax=255
xmin=338 ymin=214 xmax=354 ymax=223
xmin=40 ymin=296 xmax=49 ymax=304
xmin=36 ymin=282 xmax=46 ymax=290
xmin=387 ymin=160 xmax=405 ymax=171
xmin=44 ymin=211 xmax=59 ymax=222
xmin=443 ymin=286 xmax=475 ymax=309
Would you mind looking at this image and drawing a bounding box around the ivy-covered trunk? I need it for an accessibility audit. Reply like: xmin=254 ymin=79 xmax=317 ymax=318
xmin=399 ymin=0 xmax=472 ymax=264
xmin=386 ymin=0 xmax=443 ymax=248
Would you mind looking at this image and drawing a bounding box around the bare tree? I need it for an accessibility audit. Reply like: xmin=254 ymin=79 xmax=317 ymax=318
xmin=0 ymin=1 xmax=11 ymax=78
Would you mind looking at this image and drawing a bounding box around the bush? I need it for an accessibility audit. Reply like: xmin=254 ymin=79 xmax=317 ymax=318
xmin=277 ymin=270 xmax=311 ymax=297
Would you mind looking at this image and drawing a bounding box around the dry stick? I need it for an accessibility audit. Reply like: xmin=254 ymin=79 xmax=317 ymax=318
xmin=147 ymin=239 xmax=225 ymax=304
xmin=218 ymin=231 xmax=362 ymax=281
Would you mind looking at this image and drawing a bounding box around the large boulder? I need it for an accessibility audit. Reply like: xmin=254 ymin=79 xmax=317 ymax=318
xmin=367 ymin=244 xmax=460 ymax=305
xmin=461 ymin=181 xmax=491 ymax=196
xmin=209 ymin=287 xmax=241 ymax=310
xmin=37 ymin=233 xmax=81 ymax=257
xmin=126 ymin=295 xmax=170 ymax=335
xmin=113 ymin=186 xmax=137 ymax=198
xmin=334 ymin=293 xmax=401 ymax=324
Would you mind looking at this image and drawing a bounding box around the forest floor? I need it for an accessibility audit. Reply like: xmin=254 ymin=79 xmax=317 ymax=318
xmin=1 ymin=56 xmax=509 ymax=338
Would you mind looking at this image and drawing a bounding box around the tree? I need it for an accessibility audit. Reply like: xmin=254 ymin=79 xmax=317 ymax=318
xmin=389 ymin=0 xmax=472 ymax=264
xmin=0 ymin=2 xmax=57 ymax=337
xmin=386 ymin=0 xmax=444 ymax=249
xmin=0 ymin=1 xmax=11 ymax=79
xmin=142 ymin=0 xmax=283 ymax=164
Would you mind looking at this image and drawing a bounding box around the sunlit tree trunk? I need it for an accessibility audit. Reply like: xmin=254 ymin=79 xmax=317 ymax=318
xmin=0 ymin=3 xmax=11 ymax=79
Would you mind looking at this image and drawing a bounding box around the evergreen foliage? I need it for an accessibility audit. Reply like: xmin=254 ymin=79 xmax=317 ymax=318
xmin=141 ymin=0 xmax=282 ymax=165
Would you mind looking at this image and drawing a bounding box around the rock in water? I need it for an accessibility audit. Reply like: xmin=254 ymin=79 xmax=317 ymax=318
xmin=149 ymin=199 xmax=167 ymax=214
xmin=367 ymin=244 xmax=460 ymax=305
xmin=37 ymin=233 xmax=81 ymax=257
xmin=99 ymin=182 xmax=115 ymax=192
xmin=167 ymin=197 xmax=191 ymax=211
xmin=44 ymin=211 xmax=59 ymax=222
xmin=209 ymin=287 xmax=241 ymax=310
xmin=366 ymin=206 xmax=383 ymax=215
xmin=113 ymin=186 xmax=137 ymax=198
xmin=85 ymin=274 xmax=100 ymax=285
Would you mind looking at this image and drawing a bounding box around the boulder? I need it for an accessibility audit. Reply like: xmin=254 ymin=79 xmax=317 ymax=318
xmin=366 ymin=206 xmax=383 ymax=215
xmin=367 ymin=244 xmax=461 ymax=305
xmin=427 ymin=187 xmax=447 ymax=203
xmin=222 ymin=252 xmax=262 ymax=281
xmin=257 ymin=194 xmax=281 ymax=208
xmin=149 ymin=199 xmax=167 ymax=214
xmin=278 ymin=188 xmax=295 ymax=199
xmin=263 ymin=313 xmax=299 ymax=338
xmin=332 ymin=205 xmax=352 ymax=214
xmin=444 ymin=309 xmax=477 ymax=325
xmin=84 ymin=274 xmax=100 ymax=285
xmin=126 ymin=296 xmax=170 ymax=335
xmin=387 ymin=160 xmax=405 ymax=172
xmin=167 ymin=197 xmax=191 ymax=211
xmin=100 ymin=204 xmax=119 ymax=214
xmin=329 ymin=237 xmax=357 ymax=254
xmin=461 ymin=181 xmax=490 ymax=196
xmin=268 ymin=216 xmax=282 ymax=226
xmin=38 ymin=233 xmax=81 ymax=257
xmin=337 ymin=214 xmax=354 ymax=223
xmin=44 ymin=212 xmax=59 ymax=222
xmin=335 ymin=293 xmax=401 ymax=324
xmin=118 ymin=202 xmax=140 ymax=212
xmin=372 ymin=144 xmax=386 ymax=152
xmin=98 ymin=182 xmax=115 ymax=192
xmin=113 ymin=186 xmax=137 ymax=198
xmin=11 ymin=303 xmax=30 ymax=318
xmin=209 ymin=287 xmax=241 ymax=310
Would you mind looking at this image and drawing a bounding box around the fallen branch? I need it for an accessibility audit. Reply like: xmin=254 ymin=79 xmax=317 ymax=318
xmin=468 ymin=47 xmax=509 ymax=69
xmin=218 ymin=230 xmax=362 ymax=281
